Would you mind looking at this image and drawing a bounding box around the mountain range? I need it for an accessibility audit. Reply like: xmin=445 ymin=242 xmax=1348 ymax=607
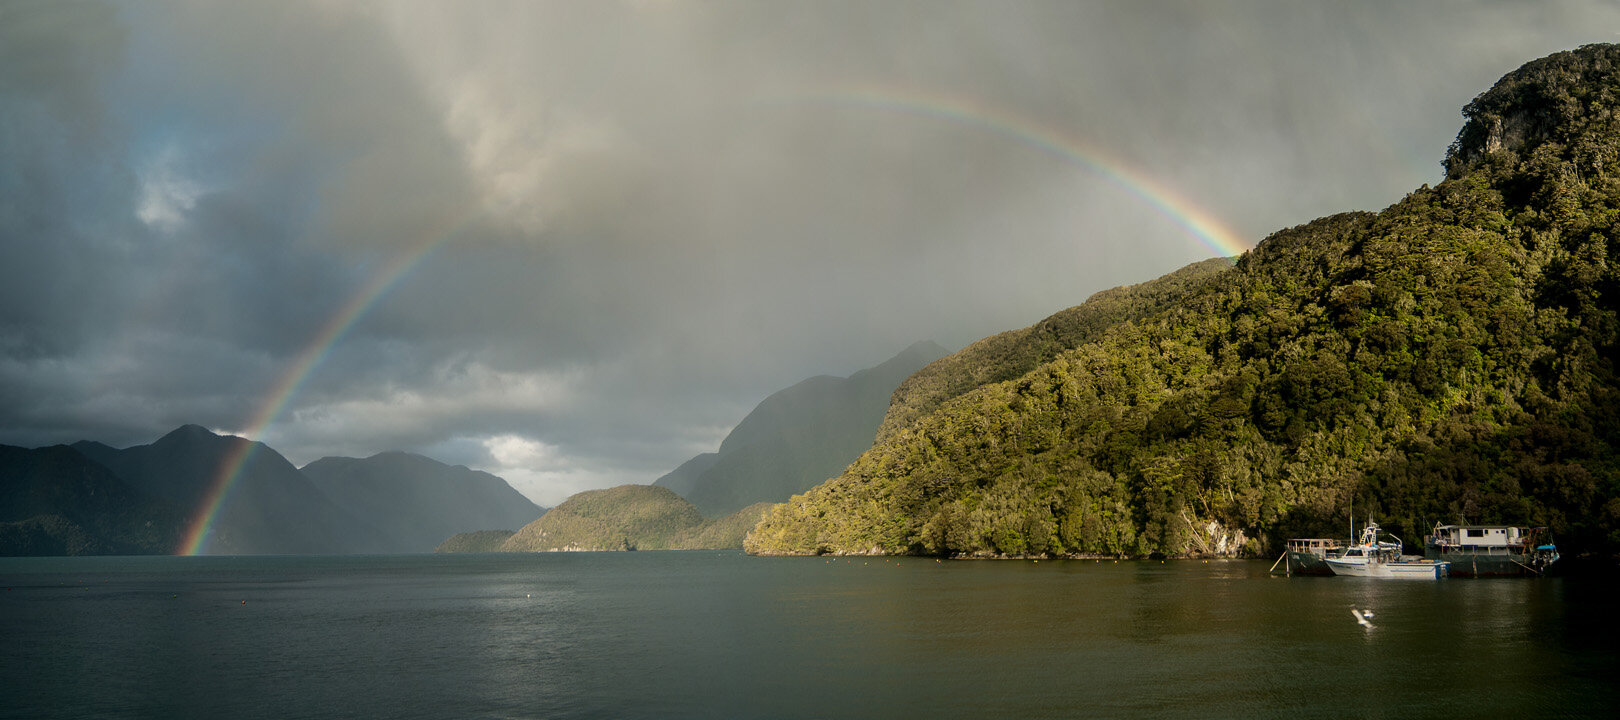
xmin=747 ymin=45 xmax=1620 ymax=561
xmin=0 ymin=443 xmax=183 ymax=555
xmin=3 ymin=340 xmax=939 ymax=554
xmin=2 ymin=425 xmax=542 ymax=555
xmin=72 ymin=425 xmax=388 ymax=554
xmin=2 ymin=341 xmax=938 ymax=556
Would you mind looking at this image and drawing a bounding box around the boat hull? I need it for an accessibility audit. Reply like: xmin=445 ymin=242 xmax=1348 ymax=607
xmin=1324 ymin=558 xmax=1449 ymax=579
xmin=1283 ymin=551 xmax=1336 ymax=576
xmin=1421 ymin=551 xmax=1542 ymax=577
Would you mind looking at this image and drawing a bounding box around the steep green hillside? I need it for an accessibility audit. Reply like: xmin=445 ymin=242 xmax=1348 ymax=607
xmin=501 ymin=486 xmax=773 ymax=551
xmin=874 ymin=261 xmax=1232 ymax=443
xmin=748 ymin=45 xmax=1620 ymax=560
xmin=435 ymin=529 xmax=517 ymax=553
xmin=673 ymin=502 xmax=775 ymax=549
xmin=502 ymin=485 xmax=704 ymax=551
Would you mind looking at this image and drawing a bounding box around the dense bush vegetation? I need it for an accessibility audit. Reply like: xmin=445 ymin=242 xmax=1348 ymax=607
xmin=434 ymin=530 xmax=517 ymax=553
xmin=748 ymin=45 xmax=1620 ymax=561
xmin=875 ymin=260 xmax=1233 ymax=442
xmin=501 ymin=485 xmax=771 ymax=551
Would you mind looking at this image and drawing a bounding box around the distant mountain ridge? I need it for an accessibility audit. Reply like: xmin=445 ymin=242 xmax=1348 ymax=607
xmin=2 ymin=425 xmax=541 ymax=555
xmin=73 ymin=425 xmax=388 ymax=555
xmin=656 ymin=341 xmax=947 ymax=515
xmin=303 ymin=451 xmax=542 ymax=553
xmin=1 ymin=338 xmax=942 ymax=556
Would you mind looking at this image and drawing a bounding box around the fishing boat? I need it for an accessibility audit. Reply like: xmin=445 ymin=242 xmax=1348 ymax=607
xmin=1271 ymin=538 xmax=1345 ymax=575
xmin=1423 ymin=523 xmax=1559 ymax=577
xmin=1323 ymin=520 xmax=1449 ymax=579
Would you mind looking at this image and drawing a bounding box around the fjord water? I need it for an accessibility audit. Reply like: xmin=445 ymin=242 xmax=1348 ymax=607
xmin=3 ymin=553 xmax=1615 ymax=719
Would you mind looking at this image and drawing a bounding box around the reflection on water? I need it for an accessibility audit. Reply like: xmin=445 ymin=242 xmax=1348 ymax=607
xmin=2 ymin=553 xmax=1615 ymax=719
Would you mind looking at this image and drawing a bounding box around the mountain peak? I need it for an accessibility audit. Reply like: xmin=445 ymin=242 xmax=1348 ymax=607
xmin=157 ymin=424 xmax=222 ymax=445
xmin=1447 ymin=43 xmax=1620 ymax=176
xmin=877 ymin=341 xmax=949 ymax=374
xmin=899 ymin=340 xmax=949 ymax=360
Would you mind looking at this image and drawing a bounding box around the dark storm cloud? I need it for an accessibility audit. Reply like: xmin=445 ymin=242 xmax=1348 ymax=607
xmin=3 ymin=0 xmax=1619 ymax=504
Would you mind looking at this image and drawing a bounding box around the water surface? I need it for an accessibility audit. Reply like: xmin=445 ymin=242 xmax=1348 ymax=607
xmin=3 ymin=553 xmax=1614 ymax=719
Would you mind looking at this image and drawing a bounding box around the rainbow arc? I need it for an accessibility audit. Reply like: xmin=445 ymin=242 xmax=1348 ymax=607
xmin=779 ymin=85 xmax=1251 ymax=259
xmin=182 ymin=88 xmax=1250 ymax=554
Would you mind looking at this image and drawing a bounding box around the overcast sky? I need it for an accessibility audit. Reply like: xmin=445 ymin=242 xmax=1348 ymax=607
xmin=3 ymin=1 xmax=1617 ymax=506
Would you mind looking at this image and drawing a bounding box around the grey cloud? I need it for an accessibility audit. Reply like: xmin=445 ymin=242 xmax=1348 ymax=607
xmin=4 ymin=0 xmax=1620 ymax=505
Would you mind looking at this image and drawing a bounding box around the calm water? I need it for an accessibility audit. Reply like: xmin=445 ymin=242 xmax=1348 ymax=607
xmin=2 ymin=552 xmax=1615 ymax=719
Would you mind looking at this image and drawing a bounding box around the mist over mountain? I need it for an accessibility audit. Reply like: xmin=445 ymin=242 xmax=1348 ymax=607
xmin=749 ymin=45 xmax=1620 ymax=561
xmin=496 ymin=344 xmax=943 ymax=552
xmin=651 ymin=453 xmax=722 ymax=502
xmin=656 ymin=341 xmax=947 ymax=515
xmin=303 ymin=451 xmax=543 ymax=553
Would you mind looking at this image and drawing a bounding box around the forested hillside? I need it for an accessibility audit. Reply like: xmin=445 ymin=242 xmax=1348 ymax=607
xmin=874 ymin=260 xmax=1231 ymax=443
xmin=748 ymin=45 xmax=1620 ymax=560
xmin=0 ymin=445 xmax=183 ymax=555
xmin=501 ymin=485 xmax=771 ymax=552
xmin=435 ymin=530 xmax=517 ymax=553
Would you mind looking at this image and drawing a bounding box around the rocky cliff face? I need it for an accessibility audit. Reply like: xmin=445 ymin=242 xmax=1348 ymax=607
xmin=1447 ymin=44 xmax=1620 ymax=175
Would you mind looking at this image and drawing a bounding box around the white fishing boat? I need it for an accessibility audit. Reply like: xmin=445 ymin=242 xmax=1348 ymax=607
xmin=1324 ymin=520 xmax=1449 ymax=579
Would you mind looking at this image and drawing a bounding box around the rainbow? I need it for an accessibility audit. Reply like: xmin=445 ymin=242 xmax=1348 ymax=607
xmin=181 ymin=88 xmax=1250 ymax=554
xmin=769 ymin=85 xmax=1251 ymax=259
xmin=178 ymin=209 xmax=480 ymax=555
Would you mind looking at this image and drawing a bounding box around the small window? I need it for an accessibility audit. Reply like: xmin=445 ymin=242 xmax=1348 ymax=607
xmin=1467 ymin=529 xmax=1485 ymax=538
